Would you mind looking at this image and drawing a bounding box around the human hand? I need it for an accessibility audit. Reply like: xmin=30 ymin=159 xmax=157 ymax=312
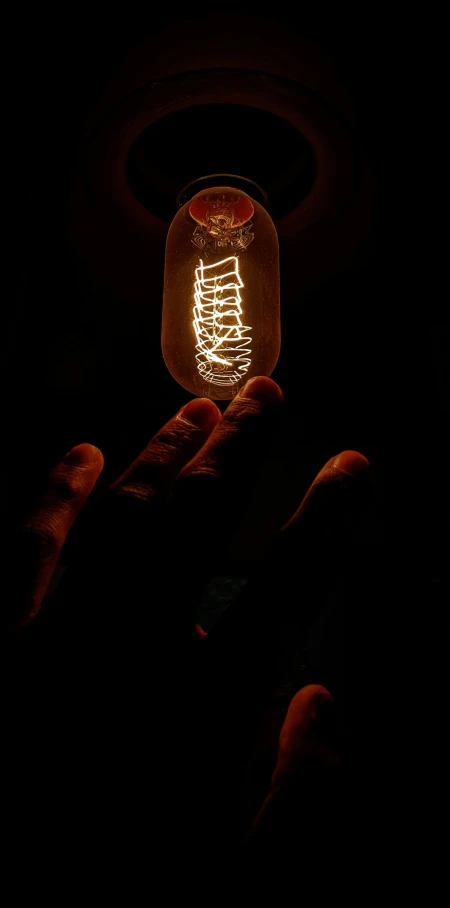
xmin=4 ymin=376 xmax=284 ymax=640
xmin=3 ymin=376 xmax=368 ymax=843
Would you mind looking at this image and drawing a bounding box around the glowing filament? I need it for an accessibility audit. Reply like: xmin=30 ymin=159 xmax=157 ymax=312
xmin=193 ymin=256 xmax=252 ymax=386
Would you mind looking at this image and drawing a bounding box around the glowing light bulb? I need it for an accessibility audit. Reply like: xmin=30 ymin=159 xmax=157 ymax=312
xmin=162 ymin=182 xmax=280 ymax=400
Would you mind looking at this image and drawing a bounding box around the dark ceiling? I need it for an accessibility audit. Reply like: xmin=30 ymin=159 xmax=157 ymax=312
xmin=127 ymin=104 xmax=316 ymax=222
xmin=4 ymin=9 xmax=445 ymax=580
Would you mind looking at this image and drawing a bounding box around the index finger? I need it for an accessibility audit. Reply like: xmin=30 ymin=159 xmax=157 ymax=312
xmin=110 ymin=397 xmax=221 ymax=506
xmin=171 ymin=377 xmax=284 ymax=560
xmin=38 ymin=399 xmax=222 ymax=638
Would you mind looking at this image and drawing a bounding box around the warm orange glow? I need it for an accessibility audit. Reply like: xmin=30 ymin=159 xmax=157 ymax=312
xmin=193 ymin=256 xmax=251 ymax=387
xmin=162 ymin=185 xmax=280 ymax=400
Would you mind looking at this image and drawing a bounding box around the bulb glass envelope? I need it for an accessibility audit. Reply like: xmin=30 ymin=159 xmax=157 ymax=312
xmin=162 ymin=185 xmax=280 ymax=400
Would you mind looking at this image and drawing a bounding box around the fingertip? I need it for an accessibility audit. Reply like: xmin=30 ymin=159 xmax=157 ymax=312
xmin=63 ymin=443 xmax=104 ymax=471
xmin=238 ymin=376 xmax=284 ymax=404
xmin=278 ymin=685 xmax=335 ymax=751
xmin=320 ymin=450 xmax=370 ymax=479
xmin=178 ymin=398 xmax=222 ymax=433
xmin=195 ymin=623 xmax=207 ymax=639
xmin=275 ymin=685 xmax=339 ymax=770
xmin=285 ymin=684 xmax=334 ymax=724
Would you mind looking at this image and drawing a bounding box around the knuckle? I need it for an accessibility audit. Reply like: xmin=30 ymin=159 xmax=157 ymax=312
xmin=113 ymin=421 xmax=201 ymax=497
xmin=48 ymin=466 xmax=88 ymax=503
xmin=150 ymin=423 xmax=197 ymax=463
xmin=223 ymin=397 xmax=262 ymax=427
xmin=178 ymin=466 xmax=219 ymax=485
xmin=154 ymin=426 xmax=189 ymax=449
xmin=19 ymin=515 xmax=63 ymax=562
xmin=111 ymin=484 xmax=155 ymax=507
xmin=144 ymin=436 xmax=178 ymax=467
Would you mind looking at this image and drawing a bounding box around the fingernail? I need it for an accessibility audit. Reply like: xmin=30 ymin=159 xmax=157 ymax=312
xmin=238 ymin=376 xmax=284 ymax=403
xmin=63 ymin=443 xmax=103 ymax=466
xmin=178 ymin=398 xmax=221 ymax=431
xmin=321 ymin=450 xmax=370 ymax=479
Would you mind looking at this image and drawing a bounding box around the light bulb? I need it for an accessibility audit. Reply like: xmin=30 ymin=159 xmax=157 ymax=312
xmin=162 ymin=180 xmax=280 ymax=400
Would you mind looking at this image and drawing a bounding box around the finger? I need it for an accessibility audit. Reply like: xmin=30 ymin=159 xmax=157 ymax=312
xmin=269 ymin=450 xmax=372 ymax=626
xmin=4 ymin=444 xmax=104 ymax=631
xmin=110 ymin=398 xmax=221 ymax=507
xmin=247 ymin=686 xmax=341 ymax=851
xmin=38 ymin=400 xmax=221 ymax=641
xmin=52 ymin=399 xmax=221 ymax=570
xmin=171 ymin=377 xmax=284 ymax=565
xmin=213 ymin=449 xmax=371 ymax=637
xmin=281 ymin=450 xmax=371 ymax=544
xmin=202 ymin=451 xmax=371 ymax=755
xmin=93 ymin=397 xmax=221 ymax=581
xmin=268 ymin=451 xmax=372 ymax=604
xmin=273 ymin=685 xmax=341 ymax=783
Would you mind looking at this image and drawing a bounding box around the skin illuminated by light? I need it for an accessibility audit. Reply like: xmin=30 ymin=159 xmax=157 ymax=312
xmin=193 ymin=256 xmax=252 ymax=386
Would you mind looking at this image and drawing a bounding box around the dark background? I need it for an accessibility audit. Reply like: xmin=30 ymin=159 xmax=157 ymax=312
xmin=3 ymin=8 xmax=445 ymax=586
xmin=2 ymin=12 xmax=449 ymax=870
